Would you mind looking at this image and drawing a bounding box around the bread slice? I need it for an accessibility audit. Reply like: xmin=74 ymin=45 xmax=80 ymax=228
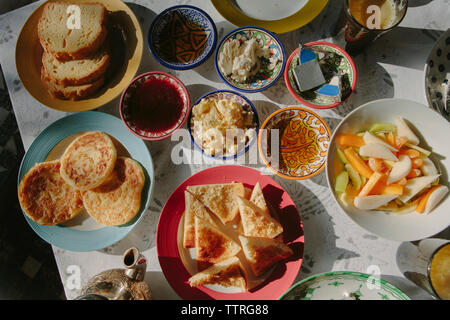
xmin=237 ymin=197 xmax=283 ymax=238
xmin=42 ymin=69 xmax=104 ymax=100
xmin=195 ymin=216 xmax=241 ymax=264
xmin=183 ymin=191 xmax=217 ymax=249
xmin=41 ymin=47 xmax=110 ymax=86
xmin=187 ymin=183 xmax=245 ymax=224
xmin=188 ymin=256 xmax=247 ymax=291
xmin=38 ymin=2 xmax=108 ymax=61
xmin=239 ymin=235 xmax=293 ymax=276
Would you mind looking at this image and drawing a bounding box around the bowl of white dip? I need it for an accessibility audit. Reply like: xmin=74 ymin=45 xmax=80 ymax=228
xmin=214 ymin=26 xmax=286 ymax=93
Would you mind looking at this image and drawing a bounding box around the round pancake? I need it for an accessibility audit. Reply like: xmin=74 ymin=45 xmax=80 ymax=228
xmin=81 ymin=157 xmax=145 ymax=226
xmin=18 ymin=160 xmax=84 ymax=225
xmin=60 ymin=131 xmax=117 ymax=190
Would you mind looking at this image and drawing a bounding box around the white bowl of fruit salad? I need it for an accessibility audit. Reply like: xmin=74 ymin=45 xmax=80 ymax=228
xmin=327 ymin=99 xmax=450 ymax=241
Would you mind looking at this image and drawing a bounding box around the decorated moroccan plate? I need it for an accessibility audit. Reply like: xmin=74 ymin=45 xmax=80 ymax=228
xmin=17 ymin=112 xmax=154 ymax=252
xmin=156 ymin=165 xmax=304 ymax=300
xmin=280 ymin=271 xmax=410 ymax=300
xmin=285 ymin=42 xmax=357 ymax=109
xmin=258 ymin=107 xmax=331 ymax=180
xmin=211 ymin=0 xmax=328 ymax=34
xmin=214 ymin=26 xmax=286 ymax=93
xmin=148 ymin=5 xmax=217 ymax=70
xmin=15 ymin=0 xmax=143 ymax=112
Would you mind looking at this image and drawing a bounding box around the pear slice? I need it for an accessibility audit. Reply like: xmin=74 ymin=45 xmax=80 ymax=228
xmin=424 ymin=185 xmax=449 ymax=214
xmin=363 ymin=131 xmax=398 ymax=152
xmin=399 ymin=174 xmax=441 ymax=203
xmin=421 ymin=157 xmax=438 ymax=176
xmin=395 ymin=117 xmax=420 ymax=145
xmin=354 ymin=195 xmax=398 ymax=210
xmin=359 ymin=143 xmax=398 ymax=161
xmin=387 ymin=155 xmax=412 ymax=185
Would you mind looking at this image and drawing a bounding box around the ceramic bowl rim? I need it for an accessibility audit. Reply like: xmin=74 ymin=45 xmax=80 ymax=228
xmin=214 ymin=25 xmax=286 ymax=93
xmin=187 ymin=89 xmax=260 ymax=160
xmin=148 ymin=4 xmax=218 ymax=70
xmin=284 ymin=41 xmax=357 ymax=109
xmin=278 ymin=270 xmax=411 ymax=300
xmin=258 ymin=106 xmax=331 ymax=180
xmin=119 ymin=71 xmax=191 ymax=141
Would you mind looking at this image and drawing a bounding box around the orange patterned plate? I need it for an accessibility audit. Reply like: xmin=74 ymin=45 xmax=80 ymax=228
xmin=258 ymin=107 xmax=331 ymax=180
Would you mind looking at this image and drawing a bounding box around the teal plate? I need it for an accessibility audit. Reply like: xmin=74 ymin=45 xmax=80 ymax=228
xmin=279 ymin=271 xmax=410 ymax=300
xmin=17 ymin=112 xmax=155 ymax=252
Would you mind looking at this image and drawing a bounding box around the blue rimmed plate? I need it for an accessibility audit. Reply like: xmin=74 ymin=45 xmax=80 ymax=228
xmin=214 ymin=26 xmax=286 ymax=93
xmin=148 ymin=5 xmax=217 ymax=70
xmin=17 ymin=112 xmax=154 ymax=252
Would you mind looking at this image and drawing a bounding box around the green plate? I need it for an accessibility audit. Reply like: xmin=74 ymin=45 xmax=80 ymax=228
xmin=279 ymin=271 xmax=410 ymax=300
xmin=17 ymin=111 xmax=154 ymax=252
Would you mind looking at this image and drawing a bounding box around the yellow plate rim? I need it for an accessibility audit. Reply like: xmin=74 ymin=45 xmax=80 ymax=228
xmin=15 ymin=0 xmax=143 ymax=112
xmin=211 ymin=0 xmax=329 ymax=34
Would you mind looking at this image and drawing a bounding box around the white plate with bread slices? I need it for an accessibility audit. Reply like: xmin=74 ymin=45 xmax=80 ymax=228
xmin=15 ymin=0 xmax=143 ymax=112
xmin=156 ymin=165 xmax=304 ymax=299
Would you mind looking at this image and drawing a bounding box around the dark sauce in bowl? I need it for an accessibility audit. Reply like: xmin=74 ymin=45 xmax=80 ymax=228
xmin=125 ymin=77 xmax=185 ymax=134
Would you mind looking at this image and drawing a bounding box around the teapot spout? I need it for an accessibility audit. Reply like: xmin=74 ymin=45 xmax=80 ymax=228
xmin=123 ymin=247 xmax=147 ymax=281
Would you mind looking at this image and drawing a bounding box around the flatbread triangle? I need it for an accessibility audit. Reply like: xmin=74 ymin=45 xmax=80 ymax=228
xmin=239 ymin=235 xmax=293 ymax=277
xmin=249 ymin=182 xmax=269 ymax=215
xmin=188 ymin=256 xmax=247 ymax=292
xmin=183 ymin=191 xmax=217 ymax=248
xmin=237 ymin=196 xmax=283 ymax=238
xmin=187 ymin=183 xmax=245 ymax=224
xmin=195 ymin=216 xmax=241 ymax=264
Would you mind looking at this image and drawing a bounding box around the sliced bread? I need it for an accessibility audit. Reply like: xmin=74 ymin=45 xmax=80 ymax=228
xmin=41 ymin=69 xmax=104 ymax=100
xmin=38 ymin=2 xmax=108 ymax=61
xmin=41 ymin=46 xmax=110 ymax=86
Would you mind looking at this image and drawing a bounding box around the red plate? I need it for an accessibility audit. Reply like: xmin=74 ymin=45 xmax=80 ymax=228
xmin=156 ymin=165 xmax=304 ymax=300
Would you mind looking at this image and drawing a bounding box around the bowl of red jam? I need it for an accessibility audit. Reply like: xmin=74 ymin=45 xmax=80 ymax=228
xmin=120 ymin=71 xmax=191 ymax=141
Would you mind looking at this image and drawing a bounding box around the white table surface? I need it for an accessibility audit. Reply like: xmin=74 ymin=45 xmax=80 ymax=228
xmin=1 ymin=0 xmax=449 ymax=300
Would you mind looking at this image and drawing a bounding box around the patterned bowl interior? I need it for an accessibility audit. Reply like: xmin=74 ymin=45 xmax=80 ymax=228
xmin=286 ymin=44 xmax=355 ymax=107
xmin=260 ymin=107 xmax=330 ymax=179
xmin=150 ymin=6 xmax=216 ymax=69
xmin=189 ymin=91 xmax=259 ymax=159
xmin=216 ymin=28 xmax=285 ymax=92
xmin=424 ymin=29 xmax=450 ymax=121
xmin=122 ymin=73 xmax=189 ymax=140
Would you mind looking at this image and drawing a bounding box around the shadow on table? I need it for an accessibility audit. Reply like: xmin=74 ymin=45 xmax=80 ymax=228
xmin=272 ymin=176 xmax=360 ymax=283
xmin=380 ymin=274 xmax=433 ymax=300
xmin=330 ymin=59 xmax=395 ymax=118
xmin=193 ymin=20 xmax=236 ymax=84
xmin=145 ymin=271 xmax=181 ymax=300
xmin=368 ymin=26 xmax=445 ymax=71
xmin=186 ymin=83 xmax=218 ymax=104
xmin=407 ymin=0 xmax=435 ymax=7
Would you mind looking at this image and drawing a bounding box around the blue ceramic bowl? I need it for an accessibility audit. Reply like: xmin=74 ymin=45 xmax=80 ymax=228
xmin=148 ymin=5 xmax=217 ymax=70
xmin=214 ymin=26 xmax=286 ymax=93
xmin=188 ymin=90 xmax=259 ymax=160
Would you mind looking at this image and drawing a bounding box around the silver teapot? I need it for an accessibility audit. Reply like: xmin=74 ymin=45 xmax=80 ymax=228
xmin=75 ymin=247 xmax=151 ymax=300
